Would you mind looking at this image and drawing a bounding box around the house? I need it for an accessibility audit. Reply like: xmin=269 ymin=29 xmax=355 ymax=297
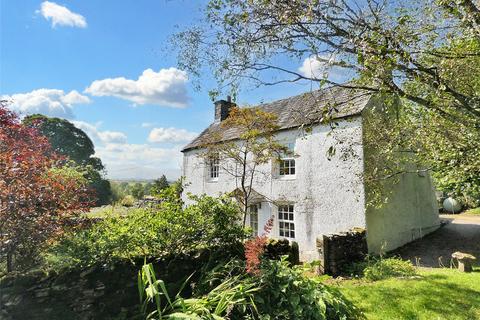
xmin=181 ymin=86 xmax=440 ymax=261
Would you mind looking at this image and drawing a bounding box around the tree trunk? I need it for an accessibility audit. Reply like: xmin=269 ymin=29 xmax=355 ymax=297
xmin=6 ymin=251 xmax=13 ymax=273
xmin=243 ymin=198 xmax=248 ymax=227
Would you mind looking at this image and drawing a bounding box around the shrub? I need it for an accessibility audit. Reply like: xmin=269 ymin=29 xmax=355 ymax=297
xmin=138 ymin=262 xmax=258 ymax=319
xmin=120 ymin=194 xmax=135 ymax=207
xmin=139 ymin=258 xmax=363 ymax=320
xmin=254 ymin=258 xmax=363 ymax=319
xmin=363 ymin=257 xmax=416 ymax=281
xmin=44 ymin=190 xmax=247 ymax=270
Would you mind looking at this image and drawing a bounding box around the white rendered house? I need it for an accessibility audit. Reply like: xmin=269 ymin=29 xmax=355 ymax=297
xmin=181 ymin=86 xmax=440 ymax=261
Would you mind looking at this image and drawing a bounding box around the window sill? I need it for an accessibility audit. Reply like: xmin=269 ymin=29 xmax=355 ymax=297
xmin=206 ymin=178 xmax=219 ymax=183
xmin=275 ymin=175 xmax=296 ymax=181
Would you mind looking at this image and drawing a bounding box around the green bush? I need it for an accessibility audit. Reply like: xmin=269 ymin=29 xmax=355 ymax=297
xmin=44 ymin=190 xmax=246 ymax=270
xmin=139 ymin=258 xmax=363 ymax=320
xmin=120 ymin=194 xmax=135 ymax=207
xmin=253 ymin=258 xmax=363 ymax=319
xmin=363 ymin=257 xmax=416 ymax=281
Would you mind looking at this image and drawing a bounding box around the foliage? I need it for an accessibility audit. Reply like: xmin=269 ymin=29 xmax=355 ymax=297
xmin=120 ymin=194 xmax=136 ymax=207
xmin=253 ymin=258 xmax=363 ymax=320
xmin=23 ymin=114 xmax=112 ymax=205
xmin=139 ymin=257 xmax=362 ymax=320
xmin=173 ymin=0 xmax=480 ymax=207
xmin=201 ymin=106 xmax=289 ymax=225
xmin=0 ymin=104 xmax=91 ymax=272
xmin=363 ymin=258 xmax=416 ymax=281
xmin=244 ymin=217 xmax=273 ymax=275
xmin=138 ymin=263 xmax=258 ymax=319
xmin=347 ymin=256 xmax=417 ymax=281
xmin=402 ymin=38 xmax=480 ymax=207
xmin=131 ymin=182 xmax=146 ymax=200
xmin=151 ymin=175 xmax=170 ymax=195
xmin=173 ymin=0 xmax=480 ymax=123
xmin=45 ymin=190 xmax=246 ymax=270
xmin=111 ymin=178 xmax=171 ymax=203
xmin=338 ymin=267 xmax=480 ymax=320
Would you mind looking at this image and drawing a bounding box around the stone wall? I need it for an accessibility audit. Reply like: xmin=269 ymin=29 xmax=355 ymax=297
xmin=0 ymin=247 xmax=242 ymax=320
xmin=317 ymin=228 xmax=368 ymax=276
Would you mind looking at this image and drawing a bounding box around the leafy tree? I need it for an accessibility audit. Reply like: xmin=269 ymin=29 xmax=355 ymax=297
xmin=144 ymin=182 xmax=153 ymax=196
xmin=151 ymin=175 xmax=169 ymax=195
xmin=173 ymin=0 xmax=480 ymax=123
xmin=131 ymin=182 xmax=145 ymax=200
xmin=23 ymin=114 xmax=112 ymax=205
xmin=0 ymin=104 xmax=91 ymax=272
xmin=23 ymin=114 xmax=102 ymax=169
xmin=201 ymin=107 xmax=289 ymax=225
xmin=403 ymin=38 xmax=480 ymax=206
xmin=173 ymin=0 xmax=480 ymax=206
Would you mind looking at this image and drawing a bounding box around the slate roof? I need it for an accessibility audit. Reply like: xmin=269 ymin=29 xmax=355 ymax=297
xmin=182 ymin=86 xmax=372 ymax=152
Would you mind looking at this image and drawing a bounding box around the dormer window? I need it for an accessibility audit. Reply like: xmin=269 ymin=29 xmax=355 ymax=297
xmin=207 ymin=156 xmax=219 ymax=180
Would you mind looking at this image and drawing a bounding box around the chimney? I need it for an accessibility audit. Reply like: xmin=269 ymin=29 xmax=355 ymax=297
xmin=214 ymin=96 xmax=234 ymax=122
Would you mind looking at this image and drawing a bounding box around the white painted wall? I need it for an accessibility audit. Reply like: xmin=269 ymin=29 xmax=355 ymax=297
xmin=360 ymin=98 xmax=440 ymax=253
xmin=182 ymin=117 xmax=367 ymax=261
xmin=365 ymin=167 xmax=440 ymax=253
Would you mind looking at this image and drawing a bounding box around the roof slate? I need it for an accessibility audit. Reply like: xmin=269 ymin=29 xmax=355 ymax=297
xmin=182 ymin=86 xmax=372 ymax=152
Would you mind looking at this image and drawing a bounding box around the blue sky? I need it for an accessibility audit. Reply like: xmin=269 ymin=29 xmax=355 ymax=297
xmin=1 ymin=0 xmax=336 ymax=180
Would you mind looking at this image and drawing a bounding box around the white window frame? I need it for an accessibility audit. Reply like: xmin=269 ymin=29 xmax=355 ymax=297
xmin=249 ymin=204 xmax=259 ymax=237
xmin=278 ymin=204 xmax=295 ymax=239
xmin=207 ymin=157 xmax=219 ymax=181
xmin=278 ymin=142 xmax=296 ymax=178
xmin=279 ymin=158 xmax=296 ymax=176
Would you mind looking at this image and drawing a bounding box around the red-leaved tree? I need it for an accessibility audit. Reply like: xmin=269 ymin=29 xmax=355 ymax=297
xmin=0 ymin=103 xmax=92 ymax=272
xmin=244 ymin=216 xmax=274 ymax=275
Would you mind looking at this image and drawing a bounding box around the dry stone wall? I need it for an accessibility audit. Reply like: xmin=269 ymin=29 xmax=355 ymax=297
xmin=317 ymin=228 xmax=368 ymax=276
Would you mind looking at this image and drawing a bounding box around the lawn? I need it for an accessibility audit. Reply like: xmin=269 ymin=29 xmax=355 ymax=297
xmin=464 ymin=207 xmax=480 ymax=215
xmin=335 ymin=267 xmax=480 ymax=320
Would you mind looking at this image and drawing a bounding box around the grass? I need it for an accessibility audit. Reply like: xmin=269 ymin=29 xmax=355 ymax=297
xmin=334 ymin=267 xmax=480 ymax=320
xmin=464 ymin=207 xmax=480 ymax=215
xmin=85 ymin=205 xmax=132 ymax=218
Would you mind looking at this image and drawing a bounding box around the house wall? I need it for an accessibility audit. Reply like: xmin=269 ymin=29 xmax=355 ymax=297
xmin=182 ymin=117 xmax=367 ymax=261
xmin=364 ymin=167 xmax=440 ymax=253
xmin=361 ymin=98 xmax=440 ymax=253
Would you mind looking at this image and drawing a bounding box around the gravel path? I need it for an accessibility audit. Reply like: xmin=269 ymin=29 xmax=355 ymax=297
xmin=393 ymin=214 xmax=480 ymax=268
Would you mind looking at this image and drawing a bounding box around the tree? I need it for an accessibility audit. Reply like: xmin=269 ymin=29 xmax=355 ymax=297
xmin=131 ymin=182 xmax=145 ymax=200
xmin=173 ymin=0 xmax=480 ymax=207
xmin=0 ymin=103 xmax=91 ymax=272
xmin=151 ymin=175 xmax=169 ymax=195
xmin=403 ymin=38 xmax=480 ymax=206
xmin=201 ymin=107 xmax=289 ymax=225
xmin=173 ymin=0 xmax=479 ymax=123
xmin=23 ymin=114 xmax=112 ymax=205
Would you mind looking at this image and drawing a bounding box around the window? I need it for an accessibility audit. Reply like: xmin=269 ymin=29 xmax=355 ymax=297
xmin=207 ymin=157 xmax=219 ymax=180
xmin=279 ymin=142 xmax=295 ymax=176
xmin=279 ymin=159 xmax=295 ymax=176
xmin=278 ymin=204 xmax=295 ymax=239
xmin=249 ymin=204 xmax=259 ymax=237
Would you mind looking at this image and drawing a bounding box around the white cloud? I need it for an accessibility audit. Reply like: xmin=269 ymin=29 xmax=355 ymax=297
xmin=141 ymin=122 xmax=155 ymax=128
xmin=299 ymin=55 xmax=346 ymax=82
xmin=72 ymin=121 xmax=127 ymax=144
xmin=85 ymin=68 xmax=189 ymax=108
xmin=71 ymin=121 xmax=182 ymax=179
xmin=2 ymin=89 xmax=91 ymax=119
xmin=39 ymin=1 xmax=87 ymax=28
xmin=148 ymin=127 xmax=198 ymax=143
xmin=96 ymin=143 xmax=182 ymax=180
